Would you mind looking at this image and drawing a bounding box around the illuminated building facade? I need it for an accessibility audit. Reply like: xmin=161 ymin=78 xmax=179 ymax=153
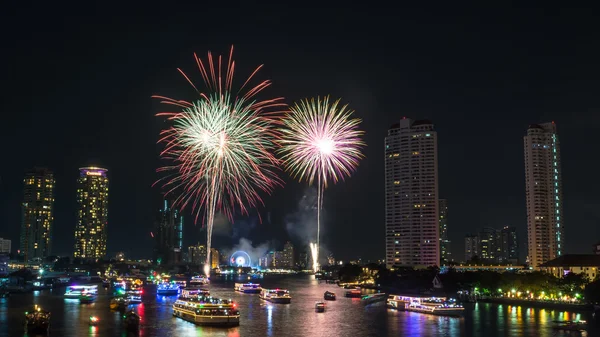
xmin=188 ymin=244 xmax=207 ymax=265
xmin=20 ymin=168 xmax=55 ymax=261
xmin=524 ymin=122 xmax=563 ymax=269
xmin=74 ymin=167 xmax=109 ymax=260
xmin=385 ymin=118 xmax=439 ymax=268
xmin=154 ymin=200 xmax=183 ymax=265
xmin=210 ymin=248 xmax=219 ymax=269
xmin=438 ymin=199 xmax=450 ymax=265
xmin=500 ymin=226 xmax=519 ymax=264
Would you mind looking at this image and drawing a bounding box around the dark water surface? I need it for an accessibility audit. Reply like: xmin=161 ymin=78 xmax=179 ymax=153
xmin=1 ymin=275 xmax=597 ymax=336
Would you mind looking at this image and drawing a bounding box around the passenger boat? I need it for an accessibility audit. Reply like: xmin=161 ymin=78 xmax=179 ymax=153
xmin=260 ymin=289 xmax=291 ymax=304
xmin=172 ymin=289 xmax=240 ymax=326
xmin=315 ymin=301 xmax=326 ymax=312
xmin=345 ymin=288 xmax=362 ymax=298
xmin=64 ymin=285 xmax=98 ymax=299
xmin=24 ymin=305 xmax=51 ymax=333
xmin=324 ymin=291 xmax=336 ymax=301
xmin=552 ymin=320 xmax=587 ymax=332
xmin=110 ymin=297 xmax=130 ymax=310
xmin=126 ymin=289 xmax=142 ymax=304
xmin=122 ymin=310 xmax=140 ymax=331
xmin=157 ymin=282 xmax=180 ymax=295
xmin=234 ymin=282 xmax=262 ymax=294
xmin=386 ymin=295 xmax=464 ymax=316
xmin=189 ymin=275 xmax=210 ymax=287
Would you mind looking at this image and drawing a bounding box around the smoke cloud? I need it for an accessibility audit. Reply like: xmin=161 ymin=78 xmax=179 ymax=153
xmin=285 ymin=187 xmax=329 ymax=265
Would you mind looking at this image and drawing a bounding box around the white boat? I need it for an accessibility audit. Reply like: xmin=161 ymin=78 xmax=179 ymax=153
xmin=189 ymin=276 xmax=209 ymax=287
xmin=386 ymin=295 xmax=464 ymax=316
xmin=173 ymin=290 xmax=239 ymax=326
xmin=64 ymin=285 xmax=98 ymax=299
xmin=234 ymin=283 xmax=262 ymax=294
xmin=260 ymin=289 xmax=291 ymax=304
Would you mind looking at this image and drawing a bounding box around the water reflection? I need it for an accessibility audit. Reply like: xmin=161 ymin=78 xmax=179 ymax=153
xmin=1 ymin=277 xmax=598 ymax=337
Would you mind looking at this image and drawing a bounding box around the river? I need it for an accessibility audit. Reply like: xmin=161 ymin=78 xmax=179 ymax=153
xmin=0 ymin=274 xmax=597 ymax=336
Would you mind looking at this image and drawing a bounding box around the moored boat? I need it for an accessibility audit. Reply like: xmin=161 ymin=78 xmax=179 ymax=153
xmin=386 ymin=295 xmax=464 ymax=316
xmin=173 ymin=289 xmax=239 ymax=326
xmin=24 ymin=305 xmax=51 ymax=333
xmin=260 ymin=289 xmax=291 ymax=304
xmin=361 ymin=293 xmax=387 ymax=304
xmin=324 ymin=291 xmax=336 ymax=301
xmin=234 ymin=282 xmax=262 ymax=294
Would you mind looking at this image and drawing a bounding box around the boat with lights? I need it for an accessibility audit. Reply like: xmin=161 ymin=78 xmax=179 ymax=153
xmin=110 ymin=297 xmax=130 ymax=310
xmin=126 ymin=289 xmax=142 ymax=304
xmin=157 ymin=282 xmax=180 ymax=295
xmin=315 ymin=301 xmax=326 ymax=312
xmin=345 ymin=288 xmax=362 ymax=298
xmin=234 ymin=282 xmax=262 ymax=294
xmin=122 ymin=310 xmax=140 ymax=331
xmin=386 ymin=295 xmax=464 ymax=316
xmin=173 ymin=289 xmax=240 ymax=326
xmin=189 ymin=275 xmax=210 ymax=287
xmin=552 ymin=320 xmax=587 ymax=332
xmin=24 ymin=305 xmax=51 ymax=333
xmin=64 ymin=285 xmax=98 ymax=299
xmin=260 ymin=289 xmax=291 ymax=304
xmin=324 ymin=291 xmax=336 ymax=301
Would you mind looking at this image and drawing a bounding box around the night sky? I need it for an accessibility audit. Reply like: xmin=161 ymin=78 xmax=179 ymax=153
xmin=1 ymin=4 xmax=600 ymax=261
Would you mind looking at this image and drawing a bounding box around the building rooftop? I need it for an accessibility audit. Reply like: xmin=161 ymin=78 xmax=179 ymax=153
xmin=539 ymin=254 xmax=600 ymax=267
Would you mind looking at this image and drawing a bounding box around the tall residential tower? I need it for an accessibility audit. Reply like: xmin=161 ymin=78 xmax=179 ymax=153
xmin=20 ymin=168 xmax=55 ymax=261
xmin=524 ymin=122 xmax=563 ymax=269
xmin=74 ymin=167 xmax=109 ymax=260
xmin=385 ymin=118 xmax=439 ymax=268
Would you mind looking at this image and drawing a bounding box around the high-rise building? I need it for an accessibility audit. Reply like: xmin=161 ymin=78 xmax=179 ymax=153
xmin=439 ymin=199 xmax=450 ymax=265
xmin=74 ymin=167 xmax=109 ymax=260
xmin=20 ymin=168 xmax=55 ymax=261
xmin=500 ymin=226 xmax=519 ymax=264
xmin=281 ymin=241 xmax=295 ymax=268
xmin=524 ymin=122 xmax=564 ymax=269
xmin=210 ymin=248 xmax=219 ymax=269
xmin=188 ymin=244 xmax=207 ymax=265
xmin=154 ymin=200 xmax=183 ymax=265
xmin=385 ymin=118 xmax=439 ymax=268
xmin=0 ymin=238 xmax=11 ymax=254
xmin=464 ymin=234 xmax=479 ymax=262
xmin=479 ymin=227 xmax=498 ymax=263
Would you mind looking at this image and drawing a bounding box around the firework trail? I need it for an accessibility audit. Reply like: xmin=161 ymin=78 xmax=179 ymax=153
xmin=154 ymin=47 xmax=285 ymax=276
xmin=279 ymin=96 xmax=365 ymax=272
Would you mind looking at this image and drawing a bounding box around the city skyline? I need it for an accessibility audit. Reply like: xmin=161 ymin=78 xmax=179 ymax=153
xmin=2 ymin=5 xmax=600 ymax=261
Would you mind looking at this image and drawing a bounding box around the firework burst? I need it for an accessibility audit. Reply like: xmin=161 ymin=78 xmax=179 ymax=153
xmin=279 ymin=96 xmax=365 ymax=272
xmin=154 ymin=47 xmax=285 ymax=275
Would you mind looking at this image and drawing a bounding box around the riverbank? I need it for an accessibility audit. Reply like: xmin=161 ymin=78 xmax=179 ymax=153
xmin=479 ymin=297 xmax=594 ymax=311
